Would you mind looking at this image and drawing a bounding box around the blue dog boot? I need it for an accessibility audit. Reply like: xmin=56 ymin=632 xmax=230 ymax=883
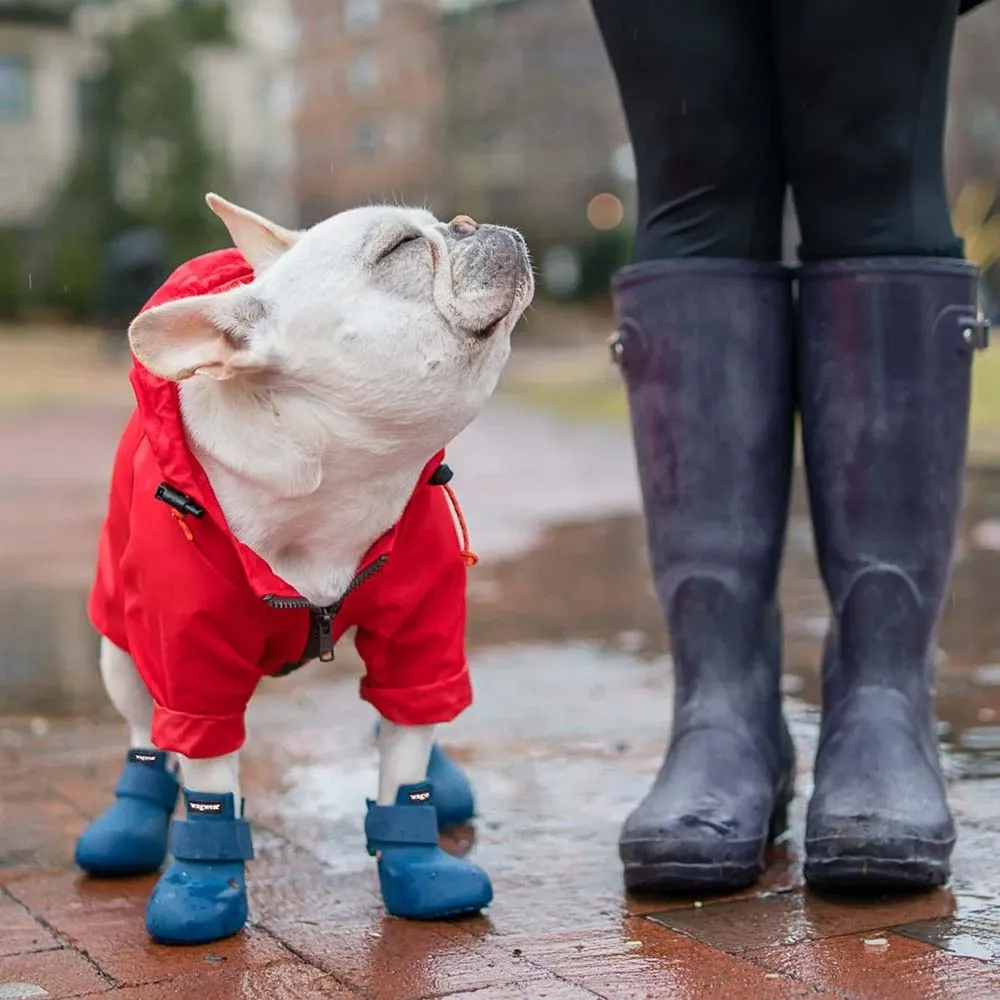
xmin=146 ymin=791 xmax=254 ymax=945
xmin=366 ymin=782 xmax=492 ymax=920
xmin=76 ymin=749 xmax=179 ymax=876
xmin=426 ymin=743 xmax=476 ymax=828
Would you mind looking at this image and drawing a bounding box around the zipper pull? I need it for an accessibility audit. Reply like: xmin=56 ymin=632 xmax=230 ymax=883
xmin=317 ymin=610 xmax=335 ymax=662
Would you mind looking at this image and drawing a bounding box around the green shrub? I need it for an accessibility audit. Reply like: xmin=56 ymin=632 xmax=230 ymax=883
xmin=575 ymin=228 xmax=633 ymax=299
xmin=0 ymin=230 xmax=26 ymax=321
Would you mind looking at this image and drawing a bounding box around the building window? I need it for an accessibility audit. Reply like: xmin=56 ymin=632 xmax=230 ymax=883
xmin=347 ymin=52 xmax=380 ymax=94
xmin=344 ymin=0 xmax=381 ymax=31
xmin=0 ymin=55 xmax=32 ymax=122
xmin=354 ymin=123 xmax=378 ymax=157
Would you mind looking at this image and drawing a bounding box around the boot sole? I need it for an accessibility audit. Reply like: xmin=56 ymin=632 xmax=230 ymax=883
xmin=804 ymin=851 xmax=950 ymax=890
xmin=623 ymin=859 xmax=763 ymax=893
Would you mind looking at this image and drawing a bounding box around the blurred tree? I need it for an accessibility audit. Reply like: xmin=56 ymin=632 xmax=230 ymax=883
xmin=38 ymin=1 xmax=232 ymax=319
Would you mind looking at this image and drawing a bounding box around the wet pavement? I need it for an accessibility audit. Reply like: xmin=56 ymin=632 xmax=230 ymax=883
xmin=3 ymin=377 xmax=1000 ymax=997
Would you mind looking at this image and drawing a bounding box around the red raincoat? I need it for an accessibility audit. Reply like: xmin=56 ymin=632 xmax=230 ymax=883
xmin=89 ymin=249 xmax=473 ymax=759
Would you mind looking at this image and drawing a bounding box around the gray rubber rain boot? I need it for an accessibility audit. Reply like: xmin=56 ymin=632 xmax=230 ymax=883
xmin=611 ymin=259 xmax=797 ymax=892
xmin=798 ymin=258 xmax=988 ymax=889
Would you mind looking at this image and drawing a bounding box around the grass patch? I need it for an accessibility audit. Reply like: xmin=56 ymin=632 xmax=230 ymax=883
xmin=0 ymin=326 xmax=132 ymax=415
xmin=507 ymin=377 xmax=628 ymax=426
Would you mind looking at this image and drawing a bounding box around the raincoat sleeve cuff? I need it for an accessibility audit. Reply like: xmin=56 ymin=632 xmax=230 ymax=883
xmin=359 ymin=660 xmax=472 ymax=726
xmin=151 ymin=704 xmax=247 ymax=759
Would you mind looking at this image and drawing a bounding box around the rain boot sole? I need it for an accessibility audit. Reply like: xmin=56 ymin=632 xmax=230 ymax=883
xmin=804 ymin=841 xmax=953 ymax=890
xmin=623 ymin=859 xmax=763 ymax=893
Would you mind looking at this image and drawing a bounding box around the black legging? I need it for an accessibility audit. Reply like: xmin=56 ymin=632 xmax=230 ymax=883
xmin=590 ymin=0 xmax=964 ymax=263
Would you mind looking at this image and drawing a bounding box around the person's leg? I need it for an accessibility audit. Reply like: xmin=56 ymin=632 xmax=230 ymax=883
xmin=592 ymin=0 xmax=797 ymax=890
xmin=777 ymin=0 xmax=962 ymax=261
xmin=777 ymin=0 xmax=983 ymax=888
xmin=591 ymin=0 xmax=785 ymax=262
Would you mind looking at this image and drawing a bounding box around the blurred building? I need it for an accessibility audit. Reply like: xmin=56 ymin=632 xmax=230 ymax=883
xmin=189 ymin=0 xmax=300 ymax=225
xmin=75 ymin=0 xmax=301 ymax=225
xmin=291 ymin=0 xmax=629 ymax=243
xmin=0 ymin=0 xmax=299 ymax=230
xmin=293 ymin=0 xmax=447 ymax=224
xmin=440 ymin=0 xmax=629 ymax=243
xmin=0 ymin=1 xmax=90 ymax=226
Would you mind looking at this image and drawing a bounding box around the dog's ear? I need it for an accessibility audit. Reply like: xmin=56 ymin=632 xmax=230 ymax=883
xmin=129 ymin=287 xmax=271 ymax=382
xmin=206 ymin=193 xmax=301 ymax=273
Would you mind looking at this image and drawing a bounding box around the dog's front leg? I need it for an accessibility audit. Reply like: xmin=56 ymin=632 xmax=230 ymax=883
xmin=376 ymin=720 xmax=434 ymax=804
xmin=75 ymin=639 xmax=180 ymax=877
xmin=145 ymin=747 xmax=253 ymax=946
xmin=179 ymin=751 xmax=242 ymax=802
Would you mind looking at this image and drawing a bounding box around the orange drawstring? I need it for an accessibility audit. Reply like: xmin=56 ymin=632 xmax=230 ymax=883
xmin=442 ymin=483 xmax=479 ymax=567
xmin=172 ymin=509 xmax=194 ymax=542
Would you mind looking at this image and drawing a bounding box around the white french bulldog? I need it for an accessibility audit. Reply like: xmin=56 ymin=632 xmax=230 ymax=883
xmin=78 ymin=195 xmax=533 ymax=944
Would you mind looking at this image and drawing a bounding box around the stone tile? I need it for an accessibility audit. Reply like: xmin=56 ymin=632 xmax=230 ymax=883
xmin=0 ymin=947 xmax=111 ymax=998
xmin=3 ymin=873 xmax=291 ymax=986
xmin=0 ymin=892 xmax=60 ymax=958
xmin=747 ymin=931 xmax=1000 ymax=999
xmin=0 ymin=795 xmax=88 ymax=871
xmin=268 ymin=917 xmax=550 ymax=1000
xmin=73 ymin=963 xmax=354 ymax=999
xmin=440 ymin=983 xmax=597 ymax=1000
xmin=249 ymin=870 xmax=385 ymax=929
xmin=950 ymin=779 xmax=1000 ymax=831
xmin=648 ymin=887 xmax=957 ymax=954
xmin=893 ymin=903 xmax=1000 ymax=962
xmin=948 ymin=826 xmax=1000 ymax=902
xmin=490 ymin=918 xmax=819 ymax=999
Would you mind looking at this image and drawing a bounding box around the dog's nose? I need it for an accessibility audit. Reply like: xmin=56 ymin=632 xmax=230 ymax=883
xmin=449 ymin=215 xmax=479 ymax=237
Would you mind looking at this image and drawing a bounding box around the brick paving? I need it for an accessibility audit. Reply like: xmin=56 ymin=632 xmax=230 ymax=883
xmin=2 ymin=352 xmax=1000 ymax=997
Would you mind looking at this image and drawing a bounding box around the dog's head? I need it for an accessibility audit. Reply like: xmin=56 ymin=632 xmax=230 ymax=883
xmin=129 ymin=195 xmax=534 ymax=454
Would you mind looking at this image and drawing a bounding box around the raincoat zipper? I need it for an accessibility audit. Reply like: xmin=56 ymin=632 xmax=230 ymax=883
xmin=262 ymin=554 xmax=389 ymax=662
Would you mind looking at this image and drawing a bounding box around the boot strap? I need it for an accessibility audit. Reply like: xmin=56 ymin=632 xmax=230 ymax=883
xmin=365 ymin=801 xmax=438 ymax=856
xmin=168 ymin=817 xmax=254 ymax=862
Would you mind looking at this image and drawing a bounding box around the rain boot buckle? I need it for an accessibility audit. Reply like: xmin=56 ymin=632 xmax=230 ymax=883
xmin=962 ymin=310 xmax=991 ymax=350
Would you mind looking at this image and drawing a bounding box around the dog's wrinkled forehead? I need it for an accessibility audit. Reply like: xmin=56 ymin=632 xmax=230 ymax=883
xmin=295 ymin=206 xmax=439 ymax=265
